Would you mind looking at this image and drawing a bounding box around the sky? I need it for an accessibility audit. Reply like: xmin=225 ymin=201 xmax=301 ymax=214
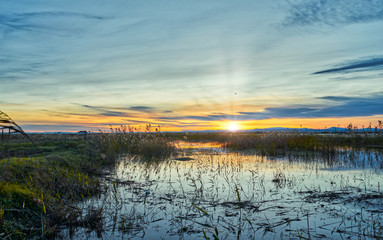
xmin=1 ymin=0 xmax=383 ymax=132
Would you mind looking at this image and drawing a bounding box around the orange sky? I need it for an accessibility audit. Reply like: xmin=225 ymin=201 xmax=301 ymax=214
xmin=6 ymin=106 xmax=383 ymax=132
xmin=1 ymin=1 xmax=383 ymax=132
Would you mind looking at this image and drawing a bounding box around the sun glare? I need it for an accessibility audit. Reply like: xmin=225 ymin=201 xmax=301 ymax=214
xmin=227 ymin=122 xmax=240 ymax=131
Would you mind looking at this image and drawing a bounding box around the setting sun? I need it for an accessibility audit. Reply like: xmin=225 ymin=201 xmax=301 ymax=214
xmin=227 ymin=122 xmax=240 ymax=131
xmin=2 ymin=1 xmax=383 ymax=238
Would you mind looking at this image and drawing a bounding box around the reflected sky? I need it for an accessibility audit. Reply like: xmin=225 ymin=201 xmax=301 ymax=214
xmin=64 ymin=144 xmax=383 ymax=239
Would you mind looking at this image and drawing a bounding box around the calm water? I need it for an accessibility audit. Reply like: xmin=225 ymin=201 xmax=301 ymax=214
xmin=63 ymin=142 xmax=383 ymax=239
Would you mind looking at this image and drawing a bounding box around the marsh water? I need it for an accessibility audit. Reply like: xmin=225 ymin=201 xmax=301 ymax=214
xmin=64 ymin=142 xmax=383 ymax=239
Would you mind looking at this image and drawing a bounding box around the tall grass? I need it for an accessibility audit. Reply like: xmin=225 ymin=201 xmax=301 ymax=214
xmin=170 ymin=131 xmax=383 ymax=157
xmin=92 ymin=124 xmax=176 ymax=162
xmin=1 ymin=110 xmax=175 ymax=238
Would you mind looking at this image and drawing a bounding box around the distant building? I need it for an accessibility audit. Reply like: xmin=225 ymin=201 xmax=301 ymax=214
xmin=77 ymin=131 xmax=88 ymax=140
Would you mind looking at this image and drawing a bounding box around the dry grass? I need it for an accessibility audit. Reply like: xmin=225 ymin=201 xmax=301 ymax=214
xmin=1 ymin=110 xmax=175 ymax=239
xmin=171 ymin=131 xmax=383 ymax=157
xmin=91 ymin=124 xmax=176 ymax=162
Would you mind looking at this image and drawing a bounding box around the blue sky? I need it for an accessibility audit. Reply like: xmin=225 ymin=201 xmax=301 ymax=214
xmin=1 ymin=0 xmax=383 ymax=131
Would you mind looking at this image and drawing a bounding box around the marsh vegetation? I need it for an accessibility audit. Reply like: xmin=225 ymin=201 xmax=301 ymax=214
xmin=1 ymin=119 xmax=383 ymax=239
xmin=0 ymin=122 xmax=174 ymax=239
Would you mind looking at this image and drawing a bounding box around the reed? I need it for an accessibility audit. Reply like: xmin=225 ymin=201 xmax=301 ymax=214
xmin=171 ymin=131 xmax=383 ymax=157
xmin=0 ymin=111 xmax=175 ymax=238
xmin=91 ymin=124 xmax=176 ymax=162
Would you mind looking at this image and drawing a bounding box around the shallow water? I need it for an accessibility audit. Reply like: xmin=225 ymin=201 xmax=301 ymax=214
xmin=64 ymin=142 xmax=383 ymax=239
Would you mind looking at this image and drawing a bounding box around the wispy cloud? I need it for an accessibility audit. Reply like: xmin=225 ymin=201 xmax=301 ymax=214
xmin=75 ymin=104 xmax=157 ymax=116
xmin=0 ymin=11 xmax=106 ymax=34
xmin=160 ymin=94 xmax=383 ymax=122
xmin=21 ymin=124 xmax=93 ymax=132
xmin=329 ymin=73 xmax=383 ymax=81
xmin=283 ymin=0 xmax=383 ymax=26
xmin=243 ymin=94 xmax=383 ymax=119
xmin=2 ymin=1 xmax=383 ymax=131
xmin=17 ymin=11 xmax=106 ymax=20
xmin=318 ymin=96 xmax=353 ymax=101
xmin=81 ymin=105 xmax=128 ymax=117
xmin=313 ymin=57 xmax=383 ymax=74
xmin=128 ymin=106 xmax=154 ymax=113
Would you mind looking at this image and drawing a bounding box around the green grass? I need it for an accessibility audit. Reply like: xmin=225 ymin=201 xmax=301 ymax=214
xmin=0 ymin=154 xmax=100 ymax=238
xmin=0 ymin=125 xmax=175 ymax=239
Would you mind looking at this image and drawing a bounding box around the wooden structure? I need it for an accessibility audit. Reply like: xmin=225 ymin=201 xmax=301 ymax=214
xmin=0 ymin=110 xmax=27 ymax=141
xmin=0 ymin=110 xmax=61 ymax=174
